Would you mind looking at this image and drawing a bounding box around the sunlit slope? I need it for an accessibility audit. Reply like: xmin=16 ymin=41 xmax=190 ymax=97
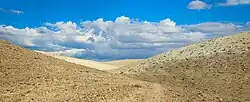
xmin=103 ymin=59 xmax=142 ymax=68
xmin=0 ymin=40 xmax=170 ymax=102
xmin=118 ymin=31 xmax=250 ymax=101
xmin=35 ymin=51 xmax=119 ymax=70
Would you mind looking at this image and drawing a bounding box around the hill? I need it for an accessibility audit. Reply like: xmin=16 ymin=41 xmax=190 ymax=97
xmin=35 ymin=51 xmax=119 ymax=70
xmin=103 ymin=59 xmax=142 ymax=68
xmin=1 ymin=31 xmax=250 ymax=102
xmin=0 ymin=40 xmax=169 ymax=102
xmin=115 ymin=31 xmax=250 ymax=102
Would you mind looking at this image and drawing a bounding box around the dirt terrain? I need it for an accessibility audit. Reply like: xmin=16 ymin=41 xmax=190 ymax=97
xmin=0 ymin=40 xmax=169 ymax=102
xmin=103 ymin=59 xmax=142 ymax=68
xmin=114 ymin=31 xmax=250 ymax=102
xmin=1 ymin=31 xmax=250 ymax=102
xmin=36 ymin=51 xmax=142 ymax=71
xmin=35 ymin=51 xmax=119 ymax=70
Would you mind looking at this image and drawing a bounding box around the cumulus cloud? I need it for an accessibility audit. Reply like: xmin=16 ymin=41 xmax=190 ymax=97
xmin=0 ymin=8 xmax=23 ymax=15
xmin=247 ymin=22 xmax=250 ymax=28
xmin=187 ymin=0 xmax=211 ymax=10
xmin=183 ymin=22 xmax=240 ymax=35
xmin=37 ymin=49 xmax=86 ymax=56
xmin=0 ymin=16 xmax=249 ymax=61
xmin=188 ymin=0 xmax=250 ymax=10
xmin=218 ymin=0 xmax=250 ymax=6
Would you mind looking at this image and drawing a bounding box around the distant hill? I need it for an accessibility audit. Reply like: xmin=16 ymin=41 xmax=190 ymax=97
xmin=35 ymin=51 xmax=119 ymax=70
xmin=103 ymin=59 xmax=142 ymax=68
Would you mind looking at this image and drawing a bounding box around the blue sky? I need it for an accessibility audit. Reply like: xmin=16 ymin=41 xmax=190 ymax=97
xmin=0 ymin=0 xmax=250 ymax=61
xmin=1 ymin=0 xmax=250 ymax=27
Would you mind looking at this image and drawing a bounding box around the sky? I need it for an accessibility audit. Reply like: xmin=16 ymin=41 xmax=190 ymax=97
xmin=0 ymin=0 xmax=250 ymax=61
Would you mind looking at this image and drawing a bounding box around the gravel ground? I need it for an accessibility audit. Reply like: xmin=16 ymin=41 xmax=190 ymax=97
xmin=1 ymin=31 xmax=250 ymax=102
xmin=114 ymin=31 xmax=250 ymax=102
xmin=0 ymin=40 xmax=169 ymax=102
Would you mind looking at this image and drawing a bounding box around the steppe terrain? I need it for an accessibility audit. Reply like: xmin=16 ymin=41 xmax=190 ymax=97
xmin=35 ymin=51 xmax=119 ymax=70
xmin=113 ymin=31 xmax=250 ymax=101
xmin=103 ymin=59 xmax=142 ymax=68
xmin=1 ymin=31 xmax=250 ymax=102
xmin=0 ymin=40 xmax=171 ymax=102
xmin=35 ymin=51 xmax=142 ymax=71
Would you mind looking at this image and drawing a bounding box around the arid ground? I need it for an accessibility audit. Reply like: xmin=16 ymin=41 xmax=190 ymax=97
xmin=1 ymin=31 xmax=250 ymax=102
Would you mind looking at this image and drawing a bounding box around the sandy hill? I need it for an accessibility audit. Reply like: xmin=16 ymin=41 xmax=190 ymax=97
xmin=103 ymin=59 xmax=142 ymax=68
xmin=115 ymin=31 xmax=250 ymax=101
xmin=1 ymin=31 xmax=250 ymax=102
xmin=35 ymin=51 xmax=142 ymax=71
xmin=0 ymin=40 xmax=172 ymax=102
xmin=35 ymin=51 xmax=119 ymax=70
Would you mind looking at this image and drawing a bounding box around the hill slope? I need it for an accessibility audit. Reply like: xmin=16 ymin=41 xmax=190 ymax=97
xmin=35 ymin=51 xmax=119 ymax=70
xmin=0 ymin=40 xmax=169 ymax=102
xmin=1 ymin=31 xmax=250 ymax=102
xmin=103 ymin=59 xmax=142 ymax=69
xmin=116 ymin=32 xmax=250 ymax=101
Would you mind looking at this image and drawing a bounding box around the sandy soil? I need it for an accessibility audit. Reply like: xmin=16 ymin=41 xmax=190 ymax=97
xmin=103 ymin=59 xmax=142 ymax=68
xmin=114 ymin=31 xmax=250 ymax=101
xmin=1 ymin=31 xmax=250 ymax=102
xmin=35 ymin=51 xmax=119 ymax=70
xmin=36 ymin=51 xmax=142 ymax=71
xmin=0 ymin=40 xmax=170 ymax=102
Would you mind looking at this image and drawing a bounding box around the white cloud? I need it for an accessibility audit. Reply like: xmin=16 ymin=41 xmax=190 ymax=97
xmin=187 ymin=0 xmax=211 ymax=10
xmin=218 ymin=0 xmax=250 ymax=6
xmin=39 ymin=49 xmax=86 ymax=56
xmin=115 ymin=16 xmax=131 ymax=24
xmin=0 ymin=8 xmax=23 ymax=15
xmin=0 ymin=16 xmax=248 ymax=61
xmin=247 ymin=22 xmax=250 ymax=27
xmin=187 ymin=0 xmax=250 ymax=10
xmin=183 ymin=22 xmax=239 ymax=35
xmin=45 ymin=21 xmax=77 ymax=33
